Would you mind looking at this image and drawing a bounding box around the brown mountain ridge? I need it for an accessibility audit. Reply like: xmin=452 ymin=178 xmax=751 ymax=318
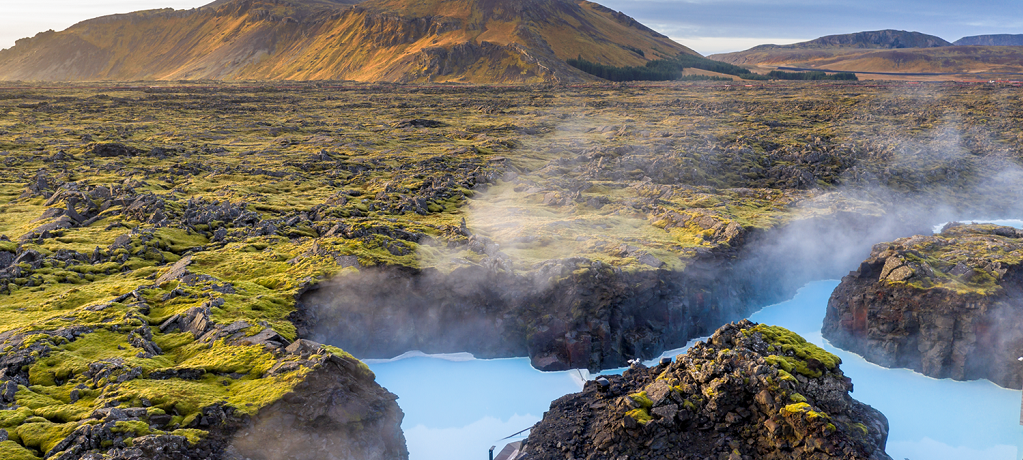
xmin=710 ymin=29 xmax=1023 ymax=79
xmin=0 ymin=0 xmax=696 ymax=83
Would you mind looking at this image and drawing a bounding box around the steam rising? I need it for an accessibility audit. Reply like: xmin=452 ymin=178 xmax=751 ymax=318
xmin=301 ymin=83 xmax=1023 ymax=369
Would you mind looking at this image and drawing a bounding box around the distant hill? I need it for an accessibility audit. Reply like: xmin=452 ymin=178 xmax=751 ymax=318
xmin=758 ymin=30 xmax=951 ymax=50
xmin=955 ymin=34 xmax=1023 ymax=46
xmin=711 ymin=30 xmax=952 ymax=67
xmin=0 ymin=0 xmax=696 ymax=83
xmin=711 ymin=29 xmax=1023 ymax=78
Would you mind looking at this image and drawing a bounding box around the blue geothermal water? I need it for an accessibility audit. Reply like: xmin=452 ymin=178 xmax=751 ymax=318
xmin=365 ymin=352 xmax=584 ymax=460
xmin=366 ymin=219 xmax=1023 ymax=460
xmin=750 ymin=281 xmax=1023 ymax=460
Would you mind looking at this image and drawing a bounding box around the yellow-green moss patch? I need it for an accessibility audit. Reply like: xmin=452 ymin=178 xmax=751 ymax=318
xmin=754 ymin=324 xmax=840 ymax=378
xmin=0 ymin=441 xmax=40 ymax=460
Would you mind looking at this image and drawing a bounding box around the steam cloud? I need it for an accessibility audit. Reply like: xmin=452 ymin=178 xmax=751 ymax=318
xmin=301 ymin=83 xmax=1023 ymax=368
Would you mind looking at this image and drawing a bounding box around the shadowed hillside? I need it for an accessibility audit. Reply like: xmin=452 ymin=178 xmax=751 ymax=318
xmin=0 ymin=0 xmax=696 ymax=83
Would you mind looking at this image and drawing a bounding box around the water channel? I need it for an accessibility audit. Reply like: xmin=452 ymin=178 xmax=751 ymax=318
xmin=366 ymin=220 xmax=1023 ymax=460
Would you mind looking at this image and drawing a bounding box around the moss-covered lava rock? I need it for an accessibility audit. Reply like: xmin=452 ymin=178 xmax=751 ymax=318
xmin=0 ymin=79 xmax=1021 ymax=458
xmin=823 ymin=223 xmax=1023 ymax=389
xmin=520 ymin=320 xmax=891 ymax=460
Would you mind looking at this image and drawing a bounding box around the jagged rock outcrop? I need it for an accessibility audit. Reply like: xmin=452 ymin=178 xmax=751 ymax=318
xmin=521 ymin=320 xmax=891 ymax=460
xmin=822 ymin=223 xmax=1023 ymax=389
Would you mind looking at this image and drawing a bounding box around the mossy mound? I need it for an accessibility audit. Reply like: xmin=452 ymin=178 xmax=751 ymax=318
xmin=523 ymin=320 xmax=891 ymax=460
xmin=751 ymin=324 xmax=841 ymax=378
xmin=865 ymin=223 xmax=1023 ymax=295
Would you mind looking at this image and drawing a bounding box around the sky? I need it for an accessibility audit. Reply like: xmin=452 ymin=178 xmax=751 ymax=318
xmin=1 ymin=0 xmax=1021 ymax=55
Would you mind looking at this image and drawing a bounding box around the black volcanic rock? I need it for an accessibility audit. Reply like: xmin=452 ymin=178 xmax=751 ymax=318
xmin=822 ymin=223 xmax=1023 ymax=389
xmin=954 ymin=34 xmax=1023 ymax=46
xmin=521 ymin=320 xmax=892 ymax=460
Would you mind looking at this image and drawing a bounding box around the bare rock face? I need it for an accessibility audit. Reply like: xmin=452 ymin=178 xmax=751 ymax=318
xmin=521 ymin=320 xmax=891 ymax=460
xmin=822 ymin=223 xmax=1023 ymax=389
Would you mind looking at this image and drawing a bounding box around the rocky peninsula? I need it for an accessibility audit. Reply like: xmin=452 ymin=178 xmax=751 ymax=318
xmin=823 ymin=223 xmax=1023 ymax=389
xmin=522 ymin=320 xmax=892 ymax=460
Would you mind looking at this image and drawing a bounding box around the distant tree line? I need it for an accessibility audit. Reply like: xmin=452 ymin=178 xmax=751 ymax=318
xmin=566 ymin=57 xmax=681 ymax=81
xmin=765 ymin=70 xmax=858 ymax=80
xmin=567 ymin=54 xmax=857 ymax=82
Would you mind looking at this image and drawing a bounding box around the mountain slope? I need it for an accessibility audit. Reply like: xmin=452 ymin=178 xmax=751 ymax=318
xmin=711 ymin=30 xmax=1023 ymax=78
xmin=763 ymin=30 xmax=950 ymax=50
xmin=955 ymin=34 xmax=1023 ymax=46
xmin=0 ymin=0 xmax=695 ymax=83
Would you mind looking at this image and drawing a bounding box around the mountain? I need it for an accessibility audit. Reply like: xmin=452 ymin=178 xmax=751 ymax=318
xmin=955 ymin=34 xmax=1023 ymax=46
xmin=0 ymin=0 xmax=695 ymax=83
xmin=710 ymin=30 xmax=952 ymax=68
xmin=711 ymin=30 xmax=1023 ymax=78
xmin=760 ymin=29 xmax=950 ymax=50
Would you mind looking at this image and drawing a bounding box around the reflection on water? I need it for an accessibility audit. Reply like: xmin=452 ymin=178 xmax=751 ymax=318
xmin=367 ymin=273 xmax=1023 ymax=460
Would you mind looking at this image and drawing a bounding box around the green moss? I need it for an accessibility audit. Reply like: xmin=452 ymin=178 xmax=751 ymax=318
xmin=173 ymin=340 xmax=276 ymax=375
xmin=0 ymin=441 xmax=40 ymax=460
xmin=625 ymin=408 xmax=652 ymax=425
xmin=781 ymin=402 xmax=811 ymax=415
xmin=15 ymin=387 xmax=62 ymax=410
xmin=0 ymin=408 xmax=34 ymax=429
xmin=172 ymin=428 xmax=206 ymax=445
xmin=29 ymin=329 xmax=173 ymax=388
xmin=111 ymin=420 xmax=151 ymax=437
xmin=30 ymin=403 xmax=91 ymax=424
xmin=153 ymin=228 xmax=209 ymax=254
xmin=628 ymin=391 xmax=653 ymax=409
xmin=807 ymin=409 xmax=828 ymax=419
xmin=754 ymin=324 xmax=840 ymax=378
xmin=118 ymin=365 xmax=305 ymax=418
xmin=789 ymin=393 xmax=807 ymax=403
xmin=15 ymin=421 xmax=77 ymax=455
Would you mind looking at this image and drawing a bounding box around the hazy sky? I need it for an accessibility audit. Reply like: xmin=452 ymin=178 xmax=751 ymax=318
xmin=1 ymin=0 xmax=1021 ymax=55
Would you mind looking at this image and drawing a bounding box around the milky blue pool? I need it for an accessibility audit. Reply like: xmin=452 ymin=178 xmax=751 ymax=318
xmin=365 ymin=219 xmax=1023 ymax=460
